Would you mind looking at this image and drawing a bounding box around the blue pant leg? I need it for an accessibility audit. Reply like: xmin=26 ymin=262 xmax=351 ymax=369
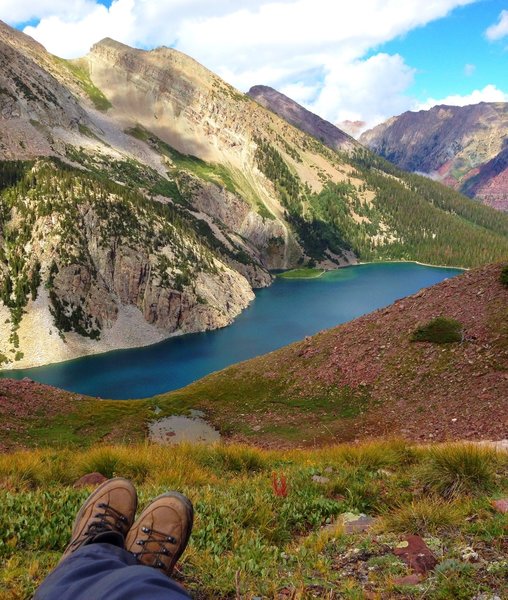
xmin=34 ymin=543 xmax=191 ymax=600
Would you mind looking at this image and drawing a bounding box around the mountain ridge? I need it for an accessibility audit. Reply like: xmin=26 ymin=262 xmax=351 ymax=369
xmin=360 ymin=102 xmax=508 ymax=211
xmin=247 ymin=84 xmax=356 ymax=151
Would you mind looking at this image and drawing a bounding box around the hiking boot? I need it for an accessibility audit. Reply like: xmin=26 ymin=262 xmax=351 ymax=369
xmin=60 ymin=477 xmax=137 ymax=562
xmin=125 ymin=492 xmax=194 ymax=577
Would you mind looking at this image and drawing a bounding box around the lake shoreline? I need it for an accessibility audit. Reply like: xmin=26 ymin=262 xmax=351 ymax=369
xmin=0 ymin=261 xmax=464 ymax=384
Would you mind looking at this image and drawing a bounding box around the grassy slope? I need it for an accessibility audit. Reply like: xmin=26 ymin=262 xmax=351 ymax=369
xmin=1 ymin=263 xmax=507 ymax=451
xmin=1 ymin=441 xmax=507 ymax=599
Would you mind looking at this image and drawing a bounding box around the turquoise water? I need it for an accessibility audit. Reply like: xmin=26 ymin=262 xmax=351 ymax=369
xmin=1 ymin=263 xmax=462 ymax=399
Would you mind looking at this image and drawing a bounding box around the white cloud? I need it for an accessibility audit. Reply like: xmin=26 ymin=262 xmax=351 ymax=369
xmin=23 ymin=0 xmax=137 ymax=58
xmin=418 ymin=84 xmax=508 ymax=110
xmin=0 ymin=0 xmax=94 ymax=25
xmin=279 ymin=82 xmax=318 ymax=105
xmin=311 ymin=53 xmax=416 ymax=130
xmin=3 ymin=0 xmax=478 ymax=127
xmin=486 ymin=9 xmax=508 ymax=41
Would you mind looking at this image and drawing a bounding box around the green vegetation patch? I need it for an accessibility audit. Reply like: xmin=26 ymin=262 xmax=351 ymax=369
xmin=55 ymin=57 xmax=112 ymax=111
xmin=277 ymin=268 xmax=325 ymax=279
xmin=500 ymin=264 xmax=508 ymax=287
xmin=125 ymin=125 xmax=238 ymax=194
xmin=411 ymin=317 xmax=463 ymax=344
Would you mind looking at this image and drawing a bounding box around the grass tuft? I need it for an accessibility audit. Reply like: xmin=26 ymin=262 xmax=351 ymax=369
xmin=381 ymin=497 xmax=468 ymax=535
xmin=419 ymin=443 xmax=501 ymax=499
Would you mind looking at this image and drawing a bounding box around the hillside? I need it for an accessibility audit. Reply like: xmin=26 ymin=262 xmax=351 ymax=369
xmin=360 ymin=102 xmax=508 ymax=211
xmin=1 ymin=21 xmax=508 ymax=369
xmin=1 ymin=263 xmax=506 ymax=451
xmin=1 ymin=441 xmax=507 ymax=599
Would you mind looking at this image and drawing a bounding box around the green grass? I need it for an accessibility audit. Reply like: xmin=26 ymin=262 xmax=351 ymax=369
xmin=411 ymin=317 xmax=463 ymax=344
xmin=0 ymin=441 xmax=506 ymax=599
xmin=54 ymin=57 xmax=112 ymax=111
xmin=125 ymin=125 xmax=238 ymax=194
xmin=277 ymin=268 xmax=325 ymax=279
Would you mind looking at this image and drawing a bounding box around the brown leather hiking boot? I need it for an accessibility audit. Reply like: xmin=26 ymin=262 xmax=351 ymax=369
xmin=125 ymin=492 xmax=194 ymax=577
xmin=60 ymin=477 xmax=137 ymax=562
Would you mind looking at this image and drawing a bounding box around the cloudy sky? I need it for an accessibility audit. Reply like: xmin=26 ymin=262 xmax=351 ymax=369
xmin=2 ymin=0 xmax=508 ymax=130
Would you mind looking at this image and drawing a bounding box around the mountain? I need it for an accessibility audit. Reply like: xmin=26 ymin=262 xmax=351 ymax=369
xmin=360 ymin=102 xmax=508 ymax=211
xmin=1 ymin=21 xmax=508 ymax=369
xmin=248 ymin=85 xmax=356 ymax=151
xmin=1 ymin=262 xmax=506 ymax=449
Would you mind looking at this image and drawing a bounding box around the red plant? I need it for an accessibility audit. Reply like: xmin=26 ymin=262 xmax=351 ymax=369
xmin=272 ymin=471 xmax=288 ymax=497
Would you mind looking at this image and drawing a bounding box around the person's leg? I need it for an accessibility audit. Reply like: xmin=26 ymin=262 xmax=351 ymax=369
xmin=34 ymin=543 xmax=191 ymax=600
xmin=33 ymin=479 xmax=194 ymax=600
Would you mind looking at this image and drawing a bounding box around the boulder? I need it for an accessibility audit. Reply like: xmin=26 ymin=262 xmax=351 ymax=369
xmin=73 ymin=472 xmax=108 ymax=488
xmin=491 ymin=498 xmax=508 ymax=513
xmin=393 ymin=535 xmax=437 ymax=574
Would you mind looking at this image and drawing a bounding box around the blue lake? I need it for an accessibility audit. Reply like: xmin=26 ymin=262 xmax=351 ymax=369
xmin=1 ymin=262 xmax=462 ymax=399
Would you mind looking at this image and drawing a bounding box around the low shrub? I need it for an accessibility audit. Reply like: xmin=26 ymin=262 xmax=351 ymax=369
xmin=411 ymin=316 xmax=463 ymax=344
xmin=432 ymin=559 xmax=477 ymax=600
xmin=500 ymin=264 xmax=508 ymax=287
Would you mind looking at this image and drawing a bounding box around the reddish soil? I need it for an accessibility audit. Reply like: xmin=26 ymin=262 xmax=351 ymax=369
xmin=0 ymin=379 xmax=84 ymax=450
xmin=243 ymin=263 xmax=508 ymax=444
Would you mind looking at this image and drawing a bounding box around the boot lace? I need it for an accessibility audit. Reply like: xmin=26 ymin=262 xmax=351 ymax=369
xmin=71 ymin=502 xmax=128 ymax=548
xmin=132 ymin=526 xmax=178 ymax=568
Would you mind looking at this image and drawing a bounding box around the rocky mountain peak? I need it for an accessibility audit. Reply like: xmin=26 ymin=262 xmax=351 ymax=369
xmin=248 ymin=85 xmax=357 ymax=151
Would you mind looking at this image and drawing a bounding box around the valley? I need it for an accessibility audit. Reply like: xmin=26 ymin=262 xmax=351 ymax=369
xmin=1 ymin=21 xmax=508 ymax=369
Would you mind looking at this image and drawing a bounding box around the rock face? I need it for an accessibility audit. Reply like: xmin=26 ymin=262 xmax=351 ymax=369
xmin=360 ymin=102 xmax=508 ymax=211
xmin=248 ymin=85 xmax=356 ymax=152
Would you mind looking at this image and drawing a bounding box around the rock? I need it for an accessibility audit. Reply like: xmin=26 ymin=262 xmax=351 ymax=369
xmin=461 ymin=546 xmax=479 ymax=562
xmin=73 ymin=472 xmax=108 ymax=488
xmin=491 ymin=498 xmax=508 ymax=513
xmin=393 ymin=574 xmax=423 ymax=586
xmin=340 ymin=512 xmax=377 ymax=534
xmin=393 ymin=535 xmax=438 ymax=574
xmin=324 ymin=467 xmax=334 ymax=473
xmin=311 ymin=475 xmax=330 ymax=484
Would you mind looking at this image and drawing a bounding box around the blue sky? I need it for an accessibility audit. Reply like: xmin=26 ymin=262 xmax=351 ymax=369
xmin=2 ymin=0 xmax=508 ymax=131
xmin=378 ymin=0 xmax=508 ymax=104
